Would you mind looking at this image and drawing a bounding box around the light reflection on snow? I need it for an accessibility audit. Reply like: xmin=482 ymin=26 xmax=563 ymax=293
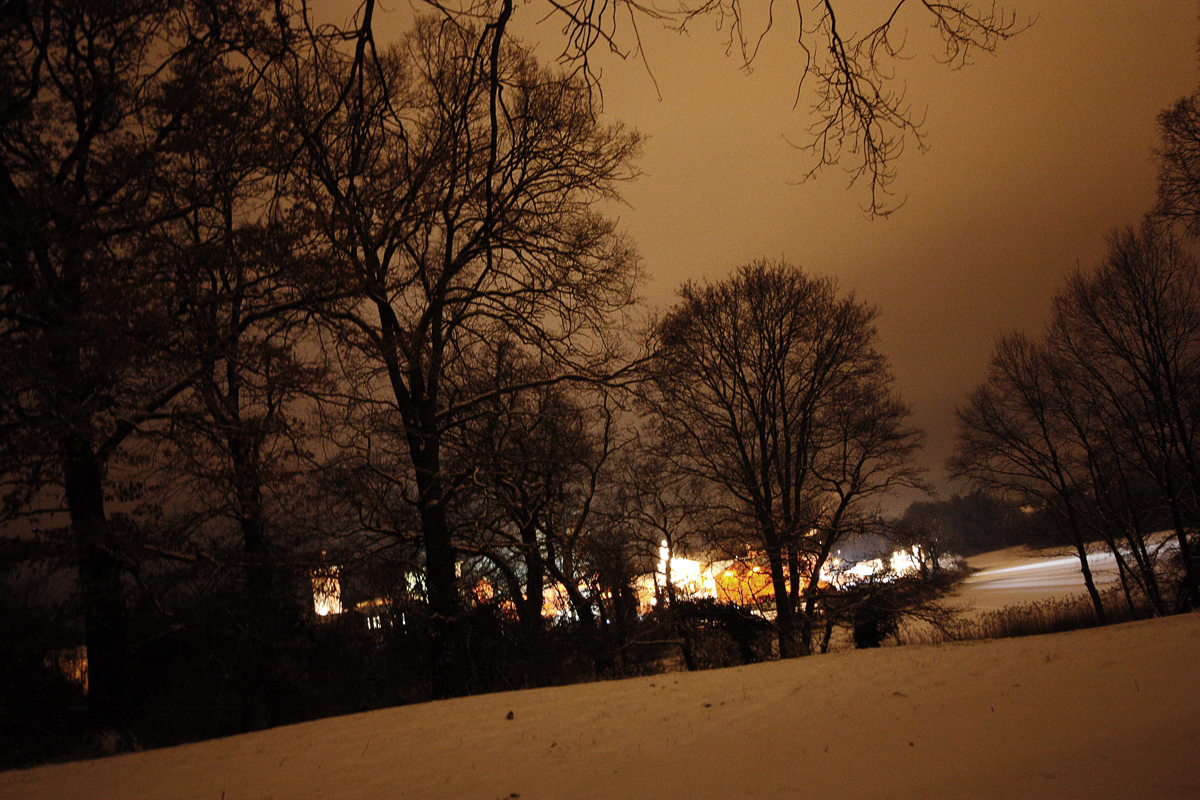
xmin=956 ymin=549 xmax=1123 ymax=608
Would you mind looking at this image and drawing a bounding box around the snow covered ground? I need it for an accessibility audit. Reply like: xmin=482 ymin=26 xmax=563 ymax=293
xmin=3 ymin=550 xmax=1198 ymax=800
xmin=950 ymin=546 xmax=1125 ymax=612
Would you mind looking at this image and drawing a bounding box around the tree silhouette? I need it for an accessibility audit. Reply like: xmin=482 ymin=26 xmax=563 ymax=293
xmin=647 ymin=260 xmax=923 ymax=656
xmin=409 ymin=0 xmax=1027 ymax=215
xmin=0 ymin=0 xmax=276 ymax=740
xmin=270 ymin=15 xmax=640 ymax=695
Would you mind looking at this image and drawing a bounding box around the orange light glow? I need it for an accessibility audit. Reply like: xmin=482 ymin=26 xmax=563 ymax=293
xmin=312 ymin=566 xmax=343 ymax=617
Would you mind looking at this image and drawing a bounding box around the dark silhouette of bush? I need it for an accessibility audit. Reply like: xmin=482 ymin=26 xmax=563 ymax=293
xmin=673 ymin=599 xmax=775 ymax=666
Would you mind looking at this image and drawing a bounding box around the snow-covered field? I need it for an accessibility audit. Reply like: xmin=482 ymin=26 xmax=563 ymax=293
xmin=950 ymin=545 xmax=1125 ymax=612
xmin=3 ymin=550 xmax=1198 ymax=800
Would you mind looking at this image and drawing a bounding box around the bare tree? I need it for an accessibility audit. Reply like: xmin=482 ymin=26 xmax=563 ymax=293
xmin=953 ymin=222 xmax=1200 ymax=616
xmin=143 ymin=226 xmax=332 ymax=729
xmin=0 ymin=0 xmax=273 ymax=740
xmin=1035 ymin=320 xmax=1171 ymax=617
xmin=606 ymin=433 xmax=710 ymax=613
xmin=950 ymin=333 xmax=1110 ymax=621
xmin=647 ymin=259 xmax=923 ymax=656
xmin=452 ymin=346 xmax=608 ymax=676
xmin=454 ymin=352 xmax=646 ymax=678
xmin=269 ymin=15 xmax=640 ymax=695
xmin=795 ymin=368 xmax=926 ymax=650
xmin=1050 ymin=223 xmax=1200 ymax=608
xmin=1156 ymin=88 xmax=1200 ymax=233
xmin=406 ymin=0 xmax=1027 ymax=216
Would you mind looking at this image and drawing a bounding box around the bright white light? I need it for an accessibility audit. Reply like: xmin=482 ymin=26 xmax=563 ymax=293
xmin=843 ymin=546 xmax=927 ymax=584
xmin=656 ymin=541 xmax=718 ymax=601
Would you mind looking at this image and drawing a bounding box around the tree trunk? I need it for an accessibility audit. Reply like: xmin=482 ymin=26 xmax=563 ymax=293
xmin=1070 ymin=537 xmax=1107 ymax=624
xmin=1112 ymin=552 xmax=1138 ymax=618
xmin=662 ymin=556 xmax=698 ymax=670
xmin=798 ymin=528 xmax=840 ymax=655
xmin=1054 ymin=498 xmax=1107 ymax=624
xmin=1123 ymin=530 xmax=1166 ymax=616
xmin=820 ymin=615 xmax=835 ymax=654
xmin=238 ymin=509 xmax=280 ymax=730
xmin=1167 ymin=503 xmax=1200 ymax=610
xmin=518 ymin=519 xmax=546 ymax=682
xmin=232 ymin=456 xmax=292 ymax=730
xmin=1152 ymin=463 xmax=1200 ymax=609
xmin=418 ymin=498 xmax=467 ymax=698
xmin=64 ymin=441 xmax=130 ymax=744
xmin=796 ymin=496 xmax=853 ymax=656
xmin=765 ymin=543 xmax=794 ymax=658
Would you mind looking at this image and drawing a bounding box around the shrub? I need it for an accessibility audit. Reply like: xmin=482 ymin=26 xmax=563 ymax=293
xmin=900 ymin=587 xmax=1157 ymax=646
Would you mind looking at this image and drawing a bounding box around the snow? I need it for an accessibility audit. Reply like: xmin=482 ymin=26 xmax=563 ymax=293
xmin=3 ymin=550 xmax=1198 ymax=800
xmin=950 ymin=546 xmax=1125 ymax=612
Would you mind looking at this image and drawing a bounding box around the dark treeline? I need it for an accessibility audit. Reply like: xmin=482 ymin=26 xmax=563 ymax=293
xmin=897 ymin=490 xmax=1047 ymax=558
xmin=0 ymin=0 xmax=645 ymax=761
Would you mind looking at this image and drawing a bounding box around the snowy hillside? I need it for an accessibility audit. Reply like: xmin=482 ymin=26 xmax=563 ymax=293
xmin=2 ymin=548 xmax=1197 ymax=800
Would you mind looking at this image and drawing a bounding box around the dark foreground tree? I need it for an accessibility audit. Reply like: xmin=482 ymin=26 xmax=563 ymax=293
xmin=0 ymin=0 xmax=274 ymax=741
xmin=272 ymin=15 xmax=640 ymax=695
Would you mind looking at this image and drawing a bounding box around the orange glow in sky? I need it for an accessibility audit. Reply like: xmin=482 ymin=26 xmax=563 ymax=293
xmin=327 ymin=0 xmax=1200 ymax=507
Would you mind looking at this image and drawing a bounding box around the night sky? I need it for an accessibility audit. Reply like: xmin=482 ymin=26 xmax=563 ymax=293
xmin=346 ymin=1 xmax=1200 ymax=506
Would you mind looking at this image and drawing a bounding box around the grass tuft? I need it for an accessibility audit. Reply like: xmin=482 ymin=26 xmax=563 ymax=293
xmin=900 ymin=588 xmax=1155 ymax=646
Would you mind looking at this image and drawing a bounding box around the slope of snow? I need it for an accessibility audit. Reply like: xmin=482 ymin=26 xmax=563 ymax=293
xmin=3 ymin=609 xmax=1197 ymax=800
